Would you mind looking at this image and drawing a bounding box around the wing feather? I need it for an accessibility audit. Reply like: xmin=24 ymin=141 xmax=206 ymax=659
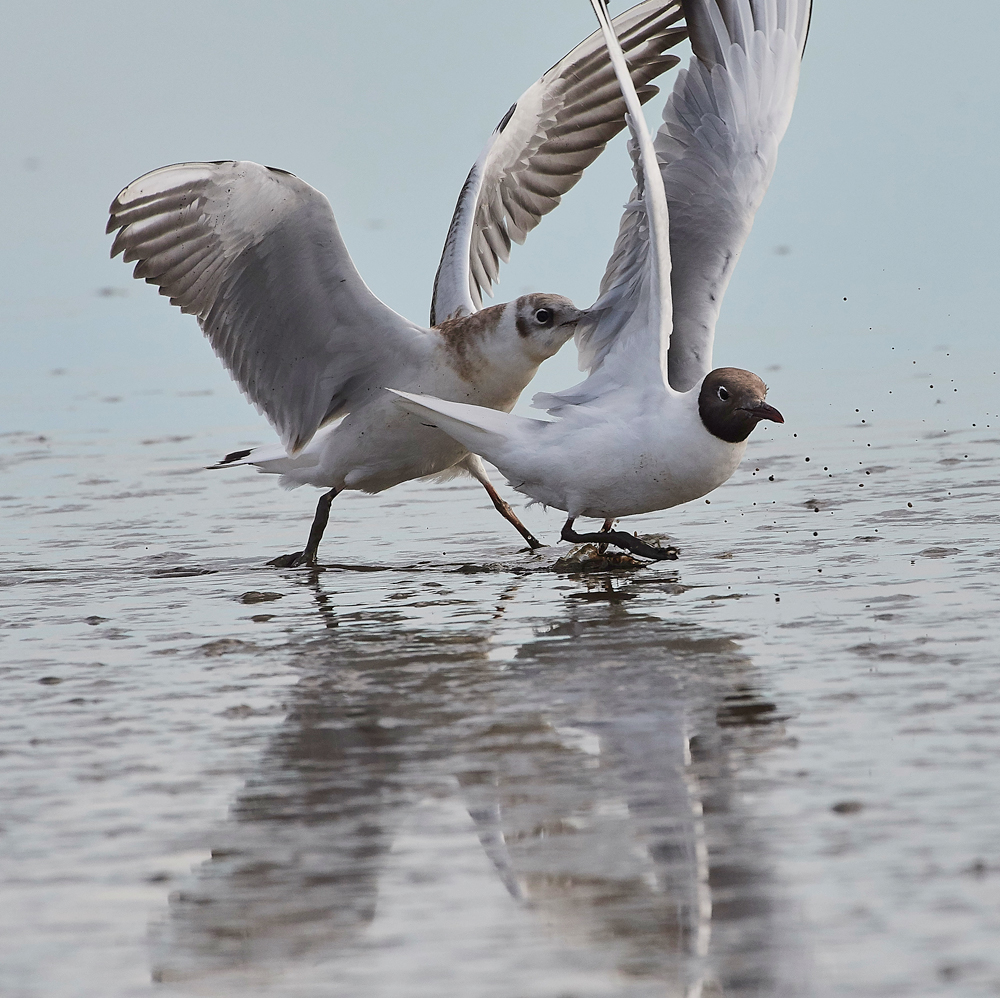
xmin=565 ymin=0 xmax=673 ymax=397
xmin=572 ymin=0 xmax=810 ymax=393
xmin=108 ymin=161 xmax=431 ymax=453
xmin=661 ymin=0 xmax=810 ymax=389
xmin=430 ymin=0 xmax=686 ymax=325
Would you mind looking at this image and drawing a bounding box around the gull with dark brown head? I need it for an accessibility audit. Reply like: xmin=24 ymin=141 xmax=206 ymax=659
xmin=106 ymin=1 xmax=686 ymax=566
xmin=391 ymin=0 xmax=808 ymax=560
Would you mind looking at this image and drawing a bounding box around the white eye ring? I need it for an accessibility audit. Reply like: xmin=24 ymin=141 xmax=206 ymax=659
xmin=717 ymin=386 xmax=730 ymax=401
xmin=534 ymin=308 xmax=553 ymax=324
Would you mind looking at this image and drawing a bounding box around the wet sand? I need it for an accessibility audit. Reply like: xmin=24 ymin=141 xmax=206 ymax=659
xmin=3 ymin=337 xmax=1000 ymax=997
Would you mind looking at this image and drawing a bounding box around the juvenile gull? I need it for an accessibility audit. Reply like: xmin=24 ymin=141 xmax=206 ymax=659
xmin=106 ymin=1 xmax=686 ymax=567
xmin=391 ymin=0 xmax=808 ymax=560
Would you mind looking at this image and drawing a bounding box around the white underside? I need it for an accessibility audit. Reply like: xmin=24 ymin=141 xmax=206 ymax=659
xmin=222 ymin=396 xmax=474 ymax=494
xmin=391 ymin=383 xmax=746 ymax=520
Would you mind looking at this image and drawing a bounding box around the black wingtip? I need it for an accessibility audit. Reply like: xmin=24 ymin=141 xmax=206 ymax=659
xmin=221 ymin=448 xmax=253 ymax=464
xmin=802 ymin=1 xmax=814 ymax=57
xmin=496 ymin=103 xmax=517 ymax=134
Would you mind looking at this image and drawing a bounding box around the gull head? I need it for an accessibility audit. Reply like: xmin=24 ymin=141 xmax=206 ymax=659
xmin=698 ymin=368 xmax=784 ymax=444
xmin=509 ymin=293 xmax=583 ymax=363
xmin=432 ymin=293 xmax=582 ymax=406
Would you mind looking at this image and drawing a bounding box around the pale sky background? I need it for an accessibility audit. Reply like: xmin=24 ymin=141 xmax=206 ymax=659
xmin=1 ymin=0 xmax=998 ymax=439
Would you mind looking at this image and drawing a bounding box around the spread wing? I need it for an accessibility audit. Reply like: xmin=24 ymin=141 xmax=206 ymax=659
xmin=573 ymin=0 xmax=811 ymax=394
xmin=429 ymin=0 xmax=686 ymax=325
xmin=535 ymin=0 xmax=676 ymax=412
xmin=108 ymin=161 xmax=432 ymax=453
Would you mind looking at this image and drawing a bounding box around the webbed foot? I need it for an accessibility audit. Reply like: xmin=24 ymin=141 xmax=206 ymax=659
xmin=267 ymin=551 xmax=318 ymax=569
xmin=561 ymin=520 xmax=678 ymax=561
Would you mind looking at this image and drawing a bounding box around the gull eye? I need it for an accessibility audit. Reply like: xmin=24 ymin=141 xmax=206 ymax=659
xmin=534 ymin=308 xmax=553 ymax=324
xmin=717 ymin=386 xmax=730 ymax=401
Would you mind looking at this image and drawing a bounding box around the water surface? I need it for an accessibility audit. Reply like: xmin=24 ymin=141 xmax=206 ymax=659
xmin=3 ymin=336 xmax=999 ymax=997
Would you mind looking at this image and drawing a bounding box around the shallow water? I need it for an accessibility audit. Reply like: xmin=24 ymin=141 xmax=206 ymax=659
xmin=3 ymin=333 xmax=1000 ymax=998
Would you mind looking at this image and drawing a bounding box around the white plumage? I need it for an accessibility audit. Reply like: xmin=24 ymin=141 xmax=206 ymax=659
xmin=107 ymin=2 xmax=688 ymax=565
xmin=391 ymin=0 xmax=807 ymax=560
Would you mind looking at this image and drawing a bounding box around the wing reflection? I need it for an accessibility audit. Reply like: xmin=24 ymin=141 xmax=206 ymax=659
xmin=152 ymin=576 xmax=807 ymax=995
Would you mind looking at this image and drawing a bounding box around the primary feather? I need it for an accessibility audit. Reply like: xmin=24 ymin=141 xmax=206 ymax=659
xmin=108 ymin=162 xmax=432 ymax=455
xmin=430 ymin=0 xmax=686 ymax=325
xmin=569 ymin=0 xmax=812 ymax=395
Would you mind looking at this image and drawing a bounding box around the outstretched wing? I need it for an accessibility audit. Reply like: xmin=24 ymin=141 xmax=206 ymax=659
xmin=574 ymin=0 xmax=811 ymax=393
xmin=661 ymin=0 xmax=811 ymax=390
xmin=430 ymin=0 xmax=685 ymax=325
xmin=536 ymin=0 xmax=676 ymax=412
xmin=108 ymin=161 xmax=432 ymax=453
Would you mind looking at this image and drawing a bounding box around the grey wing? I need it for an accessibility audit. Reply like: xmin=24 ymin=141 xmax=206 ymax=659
xmin=575 ymin=0 xmax=810 ymax=391
xmin=108 ymin=161 xmax=432 ymax=453
xmin=661 ymin=0 xmax=811 ymax=390
xmin=429 ymin=0 xmax=685 ymax=326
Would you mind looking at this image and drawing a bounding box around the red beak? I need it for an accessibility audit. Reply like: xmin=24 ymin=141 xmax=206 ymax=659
xmin=743 ymin=401 xmax=784 ymax=424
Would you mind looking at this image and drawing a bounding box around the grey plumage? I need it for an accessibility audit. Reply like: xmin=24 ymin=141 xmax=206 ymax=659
xmin=430 ymin=0 xmax=686 ymax=325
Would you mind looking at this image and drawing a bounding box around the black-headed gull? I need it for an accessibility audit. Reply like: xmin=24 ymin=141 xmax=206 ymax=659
xmin=392 ymin=0 xmax=807 ymax=561
xmin=106 ymin=1 xmax=686 ymax=567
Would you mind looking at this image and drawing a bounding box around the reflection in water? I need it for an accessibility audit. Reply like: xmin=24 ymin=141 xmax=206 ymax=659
xmin=152 ymin=575 xmax=807 ymax=995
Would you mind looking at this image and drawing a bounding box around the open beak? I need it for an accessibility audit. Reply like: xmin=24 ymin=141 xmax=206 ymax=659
xmin=743 ymin=401 xmax=784 ymax=424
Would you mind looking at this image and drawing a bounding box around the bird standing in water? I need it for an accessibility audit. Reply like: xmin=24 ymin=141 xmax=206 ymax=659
xmin=106 ymin=2 xmax=686 ymax=566
xmin=391 ymin=0 xmax=808 ymax=560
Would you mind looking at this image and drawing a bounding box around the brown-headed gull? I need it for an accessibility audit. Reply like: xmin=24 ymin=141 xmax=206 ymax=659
xmin=106 ymin=1 xmax=686 ymax=567
xmin=391 ymin=0 xmax=807 ymax=561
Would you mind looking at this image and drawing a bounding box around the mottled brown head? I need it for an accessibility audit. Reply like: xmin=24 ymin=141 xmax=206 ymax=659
xmin=698 ymin=368 xmax=784 ymax=443
xmin=512 ymin=293 xmax=582 ymax=361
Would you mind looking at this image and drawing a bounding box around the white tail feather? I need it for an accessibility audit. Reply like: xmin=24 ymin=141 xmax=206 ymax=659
xmin=388 ymin=389 xmax=541 ymax=466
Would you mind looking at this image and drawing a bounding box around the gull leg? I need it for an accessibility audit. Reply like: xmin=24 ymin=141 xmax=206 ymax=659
xmin=268 ymin=488 xmax=339 ymax=568
xmin=463 ymin=456 xmax=543 ymax=549
xmin=560 ymin=517 xmax=678 ymax=562
xmin=478 ymin=478 xmax=543 ymax=549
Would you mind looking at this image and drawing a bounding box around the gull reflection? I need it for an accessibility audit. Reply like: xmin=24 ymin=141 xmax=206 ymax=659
xmin=152 ymin=575 xmax=806 ymax=995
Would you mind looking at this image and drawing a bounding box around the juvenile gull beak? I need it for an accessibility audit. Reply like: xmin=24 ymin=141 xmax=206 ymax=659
xmin=743 ymin=401 xmax=784 ymax=424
